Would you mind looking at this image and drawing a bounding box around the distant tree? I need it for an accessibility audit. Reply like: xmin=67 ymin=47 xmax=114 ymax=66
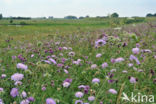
xmin=86 ymin=15 xmax=90 ymax=18
xmin=10 ymin=19 xmax=13 ymax=23
xmin=79 ymin=16 xmax=84 ymax=19
xmin=10 ymin=19 xmax=13 ymax=24
xmin=111 ymin=13 xmax=119 ymax=18
xmin=48 ymin=16 xmax=53 ymax=19
xmin=64 ymin=15 xmax=77 ymax=19
xmin=146 ymin=13 xmax=153 ymax=17
xmin=154 ymin=13 xmax=156 ymax=16
xmin=0 ymin=13 xmax=2 ymax=19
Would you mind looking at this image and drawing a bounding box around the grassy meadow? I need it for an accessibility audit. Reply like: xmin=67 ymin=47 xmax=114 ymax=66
xmin=0 ymin=17 xmax=156 ymax=104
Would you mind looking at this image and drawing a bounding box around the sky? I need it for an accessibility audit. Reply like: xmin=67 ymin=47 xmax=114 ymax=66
xmin=0 ymin=0 xmax=156 ymax=18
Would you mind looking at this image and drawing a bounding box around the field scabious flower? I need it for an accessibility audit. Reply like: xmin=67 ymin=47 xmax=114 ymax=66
xmin=68 ymin=52 xmax=75 ymax=57
xmin=75 ymin=100 xmax=83 ymax=104
xmin=132 ymin=47 xmax=140 ymax=54
xmin=95 ymin=39 xmax=106 ymax=47
xmin=0 ymin=88 xmax=4 ymax=93
xmin=0 ymin=99 xmax=3 ymax=104
xmin=88 ymin=96 xmax=95 ymax=101
xmin=63 ymin=82 xmax=70 ymax=88
xmin=1 ymin=74 xmax=6 ymax=79
xmin=101 ymin=62 xmax=108 ymax=69
xmin=20 ymin=99 xmax=29 ymax=104
xmin=14 ymin=81 xmax=22 ymax=86
xmin=130 ymin=77 xmax=137 ymax=83
xmin=92 ymin=78 xmax=100 ymax=83
xmin=11 ymin=73 xmax=24 ymax=82
xmin=91 ymin=64 xmax=97 ymax=69
xmin=129 ymin=55 xmax=140 ymax=64
xmin=108 ymin=89 xmax=117 ymax=94
xmin=27 ymin=97 xmax=35 ymax=102
xmin=114 ymin=57 xmax=124 ymax=63
xmin=21 ymin=91 xmax=27 ymax=98
xmin=63 ymin=78 xmax=72 ymax=88
xmin=46 ymin=98 xmax=56 ymax=104
xmin=96 ymin=53 xmax=102 ymax=58
xmin=49 ymin=58 xmax=57 ymax=64
xmin=10 ymin=88 xmax=19 ymax=97
xmin=17 ymin=63 xmax=28 ymax=70
xmin=75 ymin=92 xmax=84 ymax=98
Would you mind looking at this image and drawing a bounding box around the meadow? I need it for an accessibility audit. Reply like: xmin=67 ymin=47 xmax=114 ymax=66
xmin=0 ymin=17 xmax=156 ymax=104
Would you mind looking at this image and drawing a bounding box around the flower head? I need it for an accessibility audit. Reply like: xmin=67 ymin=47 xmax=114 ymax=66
xmin=20 ymin=99 xmax=29 ymax=104
xmin=132 ymin=47 xmax=140 ymax=54
xmin=11 ymin=73 xmax=24 ymax=82
xmin=130 ymin=77 xmax=137 ymax=83
xmin=108 ymin=89 xmax=117 ymax=94
xmin=17 ymin=63 xmax=28 ymax=70
xmin=88 ymin=96 xmax=95 ymax=101
xmin=92 ymin=78 xmax=100 ymax=83
xmin=75 ymin=100 xmax=83 ymax=104
xmin=46 ymin=98 xmax=56 ymax=104
xmin=10 ymin=88 xmax=19 ymax=97
xmin=101 ymin=62 xmax=108 ymax=69
xmin=75 ymin=92 xmax=84 ymax=98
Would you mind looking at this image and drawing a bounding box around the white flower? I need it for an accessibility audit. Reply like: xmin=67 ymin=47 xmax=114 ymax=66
xmin=63 ymin=82 xmax=70 ymax=88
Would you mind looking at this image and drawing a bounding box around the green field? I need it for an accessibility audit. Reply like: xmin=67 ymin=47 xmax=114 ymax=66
xmin=0 ymin=17 xmax=156 ymax=104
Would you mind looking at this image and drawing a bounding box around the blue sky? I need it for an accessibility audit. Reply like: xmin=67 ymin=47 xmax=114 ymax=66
xmin=0 ymin=0 xmax=156 ymax=17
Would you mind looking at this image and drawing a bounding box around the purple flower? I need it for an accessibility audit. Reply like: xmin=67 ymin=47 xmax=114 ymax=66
xmin=132 ymin=47 xmax=140 ymax=54
xmin=11 ymin=73 xmax=24 ymax=82
xmin=92 ymin=78 xmax=100 ymax=83
xmin=0 ymin=88 xmax=4 ymax=92
xmin=75 ymin=100 xmax=83 ymax=104
xmin=130 ymin=77 xmax=137 ymax=83
xmin=12 ymin=56 xmax=16 ymax=60
xmin=64 ymin=69 xmax=69 ymax=74
xmin=96 ymin=53 xmax=102 ymax=58
xmin=101 ymin=62 xmax=108 ymax=69
xmin=78 ymin=85 xmax=90 ymax=94
xmin=46 ymin=98 xmax=56 ymax=104
xmin=31 ymin=54 xmax=34 ymax=58
xmin=88 ymin=96 xmax=95 ymax=101
xmin=21 ymin=91 xmax=27 ymax=98
xmin=20 ymin=99 xmax=29 ymax=104
xmin=129 ymin=55 xmax=140 ymax=64
xmin=57 ymin=63 xmax=63 ymax=68
xmin=75 ymin=92 xmax=84 ymax=98
xmin=43 ymin=60 xmax=51 ymax=64
xmin=95 ymin=39 xmax=106 ymax=47
xmin=42 ymin=86 xmax=46 ymax=91
xmin=14 ymin=81 xmax=22 ymax=86
xmin=0 ymin=99 xmax=3 ymax=104
xmin=27 ymin=97 xmax=35 ymax=102
xmin=128 ymin=63 xmax=133 ymax=67
xmin=108 ymin=89 xmax=117 ymax=94
xmin=49 ymin=58 xmax=57 ymax=64
xmin=64 ymin=78 xmax=72 ymax=83
xmin=17 ymin=63 xmax=28 ymax=70
xmin=10 ymin=88 xmax=19 ymax=97
xmin=114 ymin=57 xmax=124 ymax=63
xmin=91 ymin=64 xmax=97 ymax=69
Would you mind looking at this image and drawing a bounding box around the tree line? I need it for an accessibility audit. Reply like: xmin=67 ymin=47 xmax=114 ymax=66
xmin=0 ymin=12 xmax=156 ymax=20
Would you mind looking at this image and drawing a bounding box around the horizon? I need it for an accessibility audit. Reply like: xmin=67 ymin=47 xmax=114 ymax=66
xmin=0 ymin=0 xmax=156 ymax=18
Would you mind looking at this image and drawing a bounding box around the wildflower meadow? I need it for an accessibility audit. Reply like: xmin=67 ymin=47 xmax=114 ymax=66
xmin=0 ymin=17 xmax=156 ymax=104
